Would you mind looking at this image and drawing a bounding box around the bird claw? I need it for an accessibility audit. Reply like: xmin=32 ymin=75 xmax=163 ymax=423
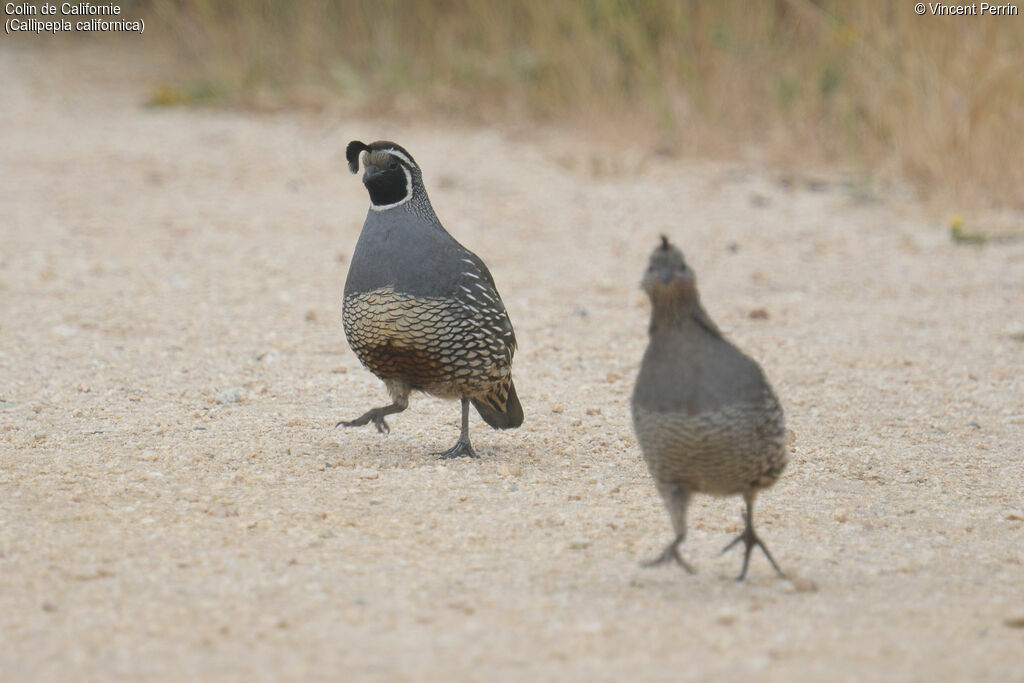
xmin=336 ymin=409 xmax=391 ymax=434
xmin=642 ymin=543 xmax=696 ymax=573
xmin=721 ymin=528 xmax=785 ymax=581
xmin=371 ymin=415 xmax=390 ymax=434
xmin=433 ymin=439 xmax=478 ymax=459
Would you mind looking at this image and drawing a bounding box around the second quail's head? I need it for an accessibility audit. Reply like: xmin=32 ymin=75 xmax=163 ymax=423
xmin=346 ymin=140 xmax=423 ymax=209
xmin=642 ymin=235 xmax=698 ymax=304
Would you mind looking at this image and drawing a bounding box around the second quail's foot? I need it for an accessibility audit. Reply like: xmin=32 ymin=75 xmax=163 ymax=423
xmin=336 ymin=408 xmax=391 ymax=434
xmin=721 ymin=523 xmax=785 ymax=582
xmin=433 ymin=437 xmax=479 ymax=459
xmin=642 ymin=536 xmax=696 ymax=573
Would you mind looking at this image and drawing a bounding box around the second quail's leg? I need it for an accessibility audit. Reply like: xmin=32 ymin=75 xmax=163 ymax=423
xmin=434 ymin=398 xmax=479 ymax=459
xmin=721 ymin=493 xmax=785 ymax=581
xmin=642 ymin=533 xmax=696 ymax=573
xmin=337 ymin=390 xmax=409 ymax=434
xmin=643 ymin=482 xmax=695 ymax=572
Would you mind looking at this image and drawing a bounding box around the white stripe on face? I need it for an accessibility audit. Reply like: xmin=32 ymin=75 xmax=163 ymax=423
xmin=383 ymin=148 xmax=418 ymax=171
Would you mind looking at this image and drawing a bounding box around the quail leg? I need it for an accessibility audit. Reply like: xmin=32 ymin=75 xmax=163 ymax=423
xmin=434 ymin=398 xmax=479 ymax=459
xmin=643 ymin=483 xmax=695 ymax=572
xmin=721 ymin=493 xmax=785 ymax=581
xmin=642 ymin=533 xmax=696 ymax=573
xmin=337 ymin=391 xmax=409 ymax=434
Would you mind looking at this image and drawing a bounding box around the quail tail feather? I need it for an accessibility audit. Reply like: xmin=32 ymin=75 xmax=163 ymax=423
xmin=472 ymin=377 xmax=523 ymax=429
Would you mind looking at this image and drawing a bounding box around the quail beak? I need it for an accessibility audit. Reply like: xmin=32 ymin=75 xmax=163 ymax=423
xmin=660 ymin=267 xmax=674 ymax=284
xmin=362 ymin=164 xmax=381 ymax=182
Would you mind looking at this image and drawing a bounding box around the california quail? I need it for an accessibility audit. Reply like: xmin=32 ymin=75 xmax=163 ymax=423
xmin=631 ymin=236 xmax=788 ymax=580
xmin=338 ymin=140 xmax=523 ymax=459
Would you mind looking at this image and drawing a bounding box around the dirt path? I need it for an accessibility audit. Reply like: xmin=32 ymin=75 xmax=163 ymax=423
xmin=2 ymin=42 xmax=1023 ymax=682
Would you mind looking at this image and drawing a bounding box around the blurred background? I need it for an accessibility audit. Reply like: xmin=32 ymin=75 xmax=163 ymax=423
xmin=134 ymin=0 xmax=1024 ymax=216
xmin=5 ymin=0 xmax=1022 ymax=220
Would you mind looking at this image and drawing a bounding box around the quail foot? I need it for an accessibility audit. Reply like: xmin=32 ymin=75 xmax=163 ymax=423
xmin=632 ymin=236 xmax=788 ymax=580
xmin=339 ymin=140 xmax=523 ymax=459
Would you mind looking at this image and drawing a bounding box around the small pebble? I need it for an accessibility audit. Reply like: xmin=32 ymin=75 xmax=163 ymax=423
xmin=715 ymin=608 xmax=738 ymax=625
xmin=215 ymin=387 xmax=244 ymax=404
xmin=791 ymin=577 xmax=819 ymax=593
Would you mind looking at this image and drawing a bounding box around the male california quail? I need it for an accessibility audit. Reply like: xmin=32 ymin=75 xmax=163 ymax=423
xmin=632 ymin=236 xmax=788 ymax=580
xmin=338 ymin=140 xmax=523 ymax=459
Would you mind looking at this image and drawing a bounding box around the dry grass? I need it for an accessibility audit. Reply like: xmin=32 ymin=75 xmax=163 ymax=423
xmin=151 ymin=0 xmax=1024 ymax=210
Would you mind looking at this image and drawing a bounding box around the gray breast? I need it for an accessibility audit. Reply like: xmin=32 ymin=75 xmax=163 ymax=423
xmin=632 ymin=390 xmax=787 ymax=495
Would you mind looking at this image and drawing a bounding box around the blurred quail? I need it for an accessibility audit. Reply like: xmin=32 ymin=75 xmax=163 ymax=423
xmin=631 ymin=236 xmax=788 ymax=580
xmin=338 ymin=140 xmax=523 ymax=458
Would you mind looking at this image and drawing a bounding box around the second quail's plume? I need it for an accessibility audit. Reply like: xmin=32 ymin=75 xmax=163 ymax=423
xmin=631 ymin=236 xmax=788 ymax=580
xmin=337 ymin=140 xmax=523 ymax=459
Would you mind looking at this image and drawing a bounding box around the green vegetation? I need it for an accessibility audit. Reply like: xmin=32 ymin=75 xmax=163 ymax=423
xmin=153 ymin=0 xmax=1024 ymax=209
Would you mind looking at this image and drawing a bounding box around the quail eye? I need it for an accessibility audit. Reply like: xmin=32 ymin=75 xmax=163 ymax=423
xmin=387 ymin=159 xmax=399 ymax=170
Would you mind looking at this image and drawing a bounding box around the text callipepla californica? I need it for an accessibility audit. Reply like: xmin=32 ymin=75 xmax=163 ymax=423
xmin=631 ymin=236 xmax=788 ymax=580
xmin=338 ymin=140 xmax=523 ymax=459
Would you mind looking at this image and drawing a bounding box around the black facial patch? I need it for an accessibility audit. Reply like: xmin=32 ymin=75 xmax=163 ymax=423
xmin=364 ymin=157 xmax=410 ymax=206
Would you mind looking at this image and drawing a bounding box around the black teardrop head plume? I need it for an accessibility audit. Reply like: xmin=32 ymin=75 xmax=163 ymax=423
xmin=346 ymin=141 xmax=370 ymax=174
xmin=660 ymin=234 xmax=671 ymax=251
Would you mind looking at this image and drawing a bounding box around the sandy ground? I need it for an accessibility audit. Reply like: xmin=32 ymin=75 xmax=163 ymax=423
xmin=2 ymin=41 xmax=1023 ymax=682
